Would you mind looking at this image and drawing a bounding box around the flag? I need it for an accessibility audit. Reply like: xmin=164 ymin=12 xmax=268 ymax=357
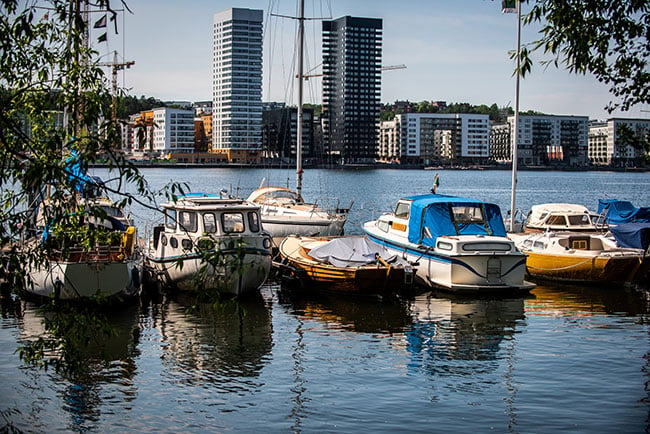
xmin=502 ymin=0 xmax=517 ymax=13
xmin=94 ymin=14 xmax=107 ymax=28
xmin=431 ymin=173 xmax=440 ymax=194
xmin=97 ymin=32 xmax=107 ymax=43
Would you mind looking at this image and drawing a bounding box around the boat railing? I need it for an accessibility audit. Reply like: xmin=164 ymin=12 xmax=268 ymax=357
xmin=313 ymin=197 xmax=353 ymax=215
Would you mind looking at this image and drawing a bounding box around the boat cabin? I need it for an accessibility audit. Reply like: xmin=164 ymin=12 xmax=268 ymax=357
xmin=525 ymin=203 xmax=603 ymax=233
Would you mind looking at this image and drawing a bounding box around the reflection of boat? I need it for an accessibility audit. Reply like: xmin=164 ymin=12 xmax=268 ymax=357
xmin=247 ymin=186 xmax=349 ymax=241
xmin=363 ymin=193 xmax=534 ymax=293
xmin=522 ymin=203 xmax=606 ymax=233
xmin=277 ymin=235 xmax=414 ymax=294
xmin=143 ymin=193 xmax=273 ymax=297
xmin=25 ymin=179 xmax=141 ymax=301
xmin=510 ymin=231 xmax=645 ymax=284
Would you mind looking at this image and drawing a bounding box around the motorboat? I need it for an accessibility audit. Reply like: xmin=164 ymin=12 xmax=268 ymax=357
xmin=597 ymin=199 xmax=650 ymax=225
xmin=247 ymin=186 xmax=349 ymax=242
xmin=509 ymin=231 xmax=646 ymax=284
xmin=143 ymin=193 xmax=273 ymax=297
xmin=363 ymin=193 xmax=535 ymax=293
xmin=522 ymin=203 xmax=607 ymax=233
xmin=277 ymin=235 xmax=414 ymax=294
xmin=25 ymin=193 xmax=141 ymax=301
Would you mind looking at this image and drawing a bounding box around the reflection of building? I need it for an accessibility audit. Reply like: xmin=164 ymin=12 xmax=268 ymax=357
xmin=212 ymin=8 xmax=263 ymax=164
xmin=322 ymin=16 xmax=382 ymax=164
xmin=378 ymin=113 xmax=490 ymax=165
xmin=507 ymin=114 xmax=589 ymax=167
xmin=588 ymin=118 xmax=650 ymax=167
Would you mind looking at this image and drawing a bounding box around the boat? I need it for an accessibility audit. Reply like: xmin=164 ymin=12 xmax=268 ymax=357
xmin=24 ymin=180 xmax=141 ymax=301
xmin=143 ymin=193 xmax=273 ymax=297
xmin=246 ymin=0 xmax=350 ymax=242
xmin=522 ymin=203 xmax=607 ymax=233
xmin=509 ymin=231 xmax=646 ymax=284
xmin=362 ymin=193 xmax=535 ymax=293
xmin=277 ymin=235 xmax=414 ymax=294
xmin=247 ymin=186 xmax=349 ymax=241
xmin=597 ymin=199 xmax=650 ymax=225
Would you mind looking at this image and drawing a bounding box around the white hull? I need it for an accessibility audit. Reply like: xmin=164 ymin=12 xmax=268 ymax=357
xmin=28 ymin=258 xmax=141 ymax=300
xmin=260 ymin=214 xmax=346 ymax=239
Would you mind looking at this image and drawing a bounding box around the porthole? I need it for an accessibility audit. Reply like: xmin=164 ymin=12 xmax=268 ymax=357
xmin=170 ymin=237 xmax=178 ymax=249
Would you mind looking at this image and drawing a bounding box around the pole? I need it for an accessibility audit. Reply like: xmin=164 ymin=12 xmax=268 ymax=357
xmin=509 ymin=0 xmax=521 ymax=232
xmin=295 ymin=0 xmax=305 ymax=203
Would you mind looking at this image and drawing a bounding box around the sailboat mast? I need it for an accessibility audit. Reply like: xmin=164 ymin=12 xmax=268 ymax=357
xmin=295 ymin=0 xmax=305 ymax=202
xmin=509 ymin=0 xmax=521 ymax=232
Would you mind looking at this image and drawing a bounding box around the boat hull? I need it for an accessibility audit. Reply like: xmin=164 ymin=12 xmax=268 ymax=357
xmin=28 ymin=258 xmax=141 ymax=300
xmin=261 ymin=216 xmax=346 ymax=239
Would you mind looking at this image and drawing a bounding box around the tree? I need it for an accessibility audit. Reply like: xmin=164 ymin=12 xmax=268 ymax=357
xmin=522 ymin=0 xmax=649 ymax=113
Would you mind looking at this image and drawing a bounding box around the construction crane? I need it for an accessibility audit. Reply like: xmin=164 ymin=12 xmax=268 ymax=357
xmin=300 ymin=63 xmax=406 ymax=79
xmin=98 ymin=51 xmax=135 ymax=120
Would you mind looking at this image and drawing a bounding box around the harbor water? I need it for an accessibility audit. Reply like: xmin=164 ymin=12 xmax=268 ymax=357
xmin=1 ymin=168 xmax=649 ymax=432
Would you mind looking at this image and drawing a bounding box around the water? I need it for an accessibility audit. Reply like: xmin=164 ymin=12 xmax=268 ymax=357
xmin=1 ymin=168 xmax=649 ymax=433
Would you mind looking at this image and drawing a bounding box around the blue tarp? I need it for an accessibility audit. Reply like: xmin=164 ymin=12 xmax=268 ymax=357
xmin=610 ymin=222 xmax=650 ymax=251
xmin=404 ymin=194 xmax=507 ymax=246
xmin=597 ymin=199 xmax=650 ymax=225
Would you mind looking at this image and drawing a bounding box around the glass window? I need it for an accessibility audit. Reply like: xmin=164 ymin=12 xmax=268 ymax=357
xmin=203 ymin=212 xmax=217 ymax=233
xmin=248 ymin=211 xmax=260 ymax=232
xmin=546 ymin=215 xmax=566 ymax=226
xmin=395 ymin=202 xmax=410 ymax=219
xmin=222 ymin=212 xmax=245 ymax=233
xmin=452 ymin=205 xmax=485 ymax=224
xmin=165 ymin=209 xmax=176 ymax=230
xmin=179 ymin=211 xmax=198 ymax=233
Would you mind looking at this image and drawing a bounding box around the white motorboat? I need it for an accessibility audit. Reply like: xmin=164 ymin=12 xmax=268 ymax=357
xmin=363 ymin=193 xmax=535 ymax=293
xmin=522 ymin=203 xmax=607 ymax=233
xmin=143 ymin=193 xmax=273 ymax=297
xmin=26 ymin=194 xmax=141 ymax=301
xmin=247 ymin=186 xmax=348 ymax=241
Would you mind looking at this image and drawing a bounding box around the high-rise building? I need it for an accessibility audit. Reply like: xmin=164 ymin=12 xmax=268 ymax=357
xmin=212 ymin=8 xmax=263 ymax=163
xmin=322 ymin=16 xmax=382 ymax=164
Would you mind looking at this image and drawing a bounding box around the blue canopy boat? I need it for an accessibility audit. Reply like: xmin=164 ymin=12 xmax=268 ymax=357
xmin=597 ymin=199 xmax=650 ymax=225
xmin=363 ymin=194 xmax=534 ymax=293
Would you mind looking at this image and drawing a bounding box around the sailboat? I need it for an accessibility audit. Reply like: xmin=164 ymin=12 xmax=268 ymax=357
xmin=247 ymin=0 xmax=350 ymax=242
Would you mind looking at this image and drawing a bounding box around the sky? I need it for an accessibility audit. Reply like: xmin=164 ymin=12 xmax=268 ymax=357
xmin=92 ymin=0 xmax=649 ymax=122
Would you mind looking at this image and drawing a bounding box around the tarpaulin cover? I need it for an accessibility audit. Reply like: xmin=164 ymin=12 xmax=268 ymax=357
xmin=610 ymin=222 xmax=650 ymax=251
xmin=308 ymin=236 xmax=400 ymax=268
xmin=597 ymin=199 xmax=650 ymax=224
xmin=403 ymin=194 xmax=507 ymax=246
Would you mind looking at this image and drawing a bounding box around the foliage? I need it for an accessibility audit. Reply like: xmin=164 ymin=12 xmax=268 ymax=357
xmin=381 ymin=101 xmax=513 ymax=122
xmin=522 ymin=0 xmax=650 ymax=113
xmin=116 ymin=94 xmax=166 ymax=119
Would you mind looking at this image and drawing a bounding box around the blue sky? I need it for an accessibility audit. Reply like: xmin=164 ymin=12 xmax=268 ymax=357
xmin=94 ymin=0 xmax=649 ymax=121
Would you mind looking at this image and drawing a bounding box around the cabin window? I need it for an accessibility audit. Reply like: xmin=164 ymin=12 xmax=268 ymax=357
xmin=546 ymin=215 xmax=566 ymax=226
xmin=462 ymin=242 xmax=511 ymax=252
xmin=248 ymin=212 xmax=260 ymax=232
xmin=165 ymin=210 xmax=176 ymax=230
xmin=179 ymin=211 xmax=198 ymax=233
xmin=451 ymin=205 xmax=485 ymax=224
xmin=437 ymin=241 xmax=453 ymax=251
xmin=203 ymin=212 xmax=217 ymax=233
xmin=378 ymin=220 xmax=390 ymax=232
xmin=222 ymin=212 xmax=245 ymax=233
xmin=568 ymin=215 xmax=591 ymax=226
xmin=395 ymin=202 xmax=410 ymax=219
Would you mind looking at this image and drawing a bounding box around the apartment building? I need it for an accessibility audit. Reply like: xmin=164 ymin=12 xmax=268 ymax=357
xmin=131 ymin=107 xmax=195 ymax=157
xmin=589 ymin=118 xmax=650 ymax=167
xmin=212 ymin=8 xmax=263 ymax=163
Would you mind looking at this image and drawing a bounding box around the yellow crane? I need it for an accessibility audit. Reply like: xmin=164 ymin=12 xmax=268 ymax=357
xmin=98 ymin=51 xmax=135 ymax=120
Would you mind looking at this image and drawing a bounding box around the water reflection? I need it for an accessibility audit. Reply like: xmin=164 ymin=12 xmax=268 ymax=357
xmin=12 ymin=298 xmax=141 ymax=432
xmin=153 ymin=291 xmax=273 ymax=386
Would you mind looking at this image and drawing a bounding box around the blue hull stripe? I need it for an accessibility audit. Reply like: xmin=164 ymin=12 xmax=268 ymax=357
xmin=148 ymin=248 xmax=270 ymax=264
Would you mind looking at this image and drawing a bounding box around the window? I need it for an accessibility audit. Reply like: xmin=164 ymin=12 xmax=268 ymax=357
xmin=179 ymin=211 xmax=198 ymax=233
xmin=203 ymin=212 xmax=217 ymax=233
xmin=395 ymin=202 xmax=410 ymax=219
xmin=222 ymin=212 xmax=245 ymax=233
xmin=165 ymin=210 xmax=176 ymax=230
xmin=248 ymin=212 xmax=260 ymax=232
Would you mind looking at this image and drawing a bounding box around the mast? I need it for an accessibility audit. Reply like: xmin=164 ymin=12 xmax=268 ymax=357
xmin=509 ymin=0 xmax=521 ymax=232
xmin=295 ymin=0 xmax=305 ymax=203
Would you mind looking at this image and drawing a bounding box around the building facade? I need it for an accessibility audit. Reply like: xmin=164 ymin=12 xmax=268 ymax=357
xmin=322 ymin=16 xmax=382 ymax=164
xmin=378 ymin=113 xmax=490 ymax=165
xmin=588 ymin=118 xmax=650 ymax=167
xmin=131 ymin=107 xmax=195 ymax=157
xmin=212 ymin=8 xmax=263 ymax=163
xmin=262 ymin=106 xmax=314 ymax=161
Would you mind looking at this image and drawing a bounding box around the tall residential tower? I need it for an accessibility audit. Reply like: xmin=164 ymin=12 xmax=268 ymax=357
xmin=212 ymin=8 xmax=263 ymax=163
xmin=322 ymin=16 xmax=382 ymax=164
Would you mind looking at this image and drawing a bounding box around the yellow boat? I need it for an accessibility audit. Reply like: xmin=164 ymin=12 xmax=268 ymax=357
xmin=510 ymin=232 xmax=645 ymax=284
xmin=277 ymin=235 xmax=414 ymax=294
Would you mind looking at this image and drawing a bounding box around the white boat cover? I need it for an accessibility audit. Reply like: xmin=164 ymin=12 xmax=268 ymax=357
xmin=308 ymin=236 xmax=400 ymax=268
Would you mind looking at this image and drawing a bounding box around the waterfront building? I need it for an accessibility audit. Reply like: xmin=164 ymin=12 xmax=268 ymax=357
xmin=490 ymin=122 xmax=511 ymax=163
xmin=378 ymin=113 xmax=490 ymax=165
xmin=507 ymin=114 xmax=589 ymax=167
xmin=212 ymin=8 xmax=263 ymax=164
xmin=262 ymin=105 xmax=314 ymax=161
xmin=588 ymin=118 xmax=650 ymax=167
xmin=193 ymin=101 xmax=213 ymax=116
xmin=322 ymin=16 xmax=382 ymax=164
xmin=194 ymin=113 xmax=212 ymax=153
xmin=131 ymin=107 xmax=195 ymax=158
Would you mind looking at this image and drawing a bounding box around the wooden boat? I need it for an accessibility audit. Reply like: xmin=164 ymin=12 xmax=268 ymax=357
xmin=277 ymin=235 xmax=414 ymax=294
xmin=143 ymin=193 xmax=273 ymax=297
xmin=363 ymin=193 xmax=535 ymax=294
xmin=523 ymin=203 xmax=607 ymax=233
xmin=509 ymin=231 xmax=646 ymax=284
